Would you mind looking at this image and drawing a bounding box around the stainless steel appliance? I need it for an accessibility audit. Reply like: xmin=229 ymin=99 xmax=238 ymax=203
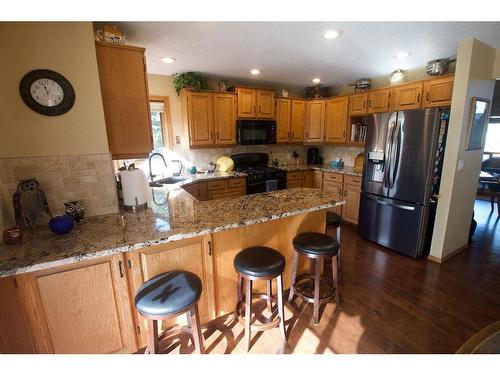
xmin=307 ymin=147 xmax=321 ymax=165
xmin=232 ymin=153 xmax=286 ymax=194
xmin=236 ymin=120 xmax=276 ymax=145
xmin=358 ymin=108 xmax=449 ymax=258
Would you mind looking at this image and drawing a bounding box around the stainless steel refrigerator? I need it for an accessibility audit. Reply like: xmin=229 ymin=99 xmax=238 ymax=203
xmin=358 ymin=108 xmax=449 ymax=258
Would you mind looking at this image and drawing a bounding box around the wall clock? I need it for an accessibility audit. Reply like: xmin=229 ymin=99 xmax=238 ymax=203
xmin=19 ymin=69 xmax=75 ymax=116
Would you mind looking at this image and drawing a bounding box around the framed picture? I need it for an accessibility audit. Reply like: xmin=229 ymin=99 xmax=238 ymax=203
xmin=466 ymin=97 xmax=491 ymax=151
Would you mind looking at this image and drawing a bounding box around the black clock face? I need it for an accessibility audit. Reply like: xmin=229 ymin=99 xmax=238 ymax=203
xmin=19 ymin=69 xmax=75 ymax=116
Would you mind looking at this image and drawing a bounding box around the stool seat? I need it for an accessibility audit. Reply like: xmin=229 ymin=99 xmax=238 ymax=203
xmin=234 ymin=247 xmax=285 ymax=278
xmin=293 ymin=232 xmax=339 ymax=257
xmin=326 ymin=211 xmax=342 ymax=226
xmin=135 ymin=270 xmax=202 ymax=317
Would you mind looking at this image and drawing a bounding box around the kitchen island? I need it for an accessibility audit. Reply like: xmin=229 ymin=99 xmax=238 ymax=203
xmin=0 ymin=183 xmax=343 ymax=354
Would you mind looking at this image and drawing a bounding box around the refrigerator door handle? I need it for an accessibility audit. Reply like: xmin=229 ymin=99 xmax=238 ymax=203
xmin=384 ymin=113 xmax=398 ymax=188
xmin=364 ymin=194 xmax=416 ymax=211
xmin=390 ymin=116 xmax=403 ymax=189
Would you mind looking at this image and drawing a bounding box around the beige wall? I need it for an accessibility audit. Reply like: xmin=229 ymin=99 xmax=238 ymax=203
xmin=430 ymin=39 xmax=496 ymax=260
xmin=0 ymin=22 xmax=109 ymax=158
xmin=494 ymin=48 xmax=500 ymax=78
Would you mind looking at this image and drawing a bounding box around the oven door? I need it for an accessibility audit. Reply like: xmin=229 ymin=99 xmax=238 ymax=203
xmin=237 ymin=120 xmax=276 ymax=145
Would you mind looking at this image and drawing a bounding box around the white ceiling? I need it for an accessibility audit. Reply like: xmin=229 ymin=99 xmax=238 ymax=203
xmin=102 ymin=22 xmax=500 ymax=87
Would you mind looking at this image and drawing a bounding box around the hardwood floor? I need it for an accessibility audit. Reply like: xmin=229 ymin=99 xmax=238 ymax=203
xmin=148 ymin=199 xmax=500 ymax=354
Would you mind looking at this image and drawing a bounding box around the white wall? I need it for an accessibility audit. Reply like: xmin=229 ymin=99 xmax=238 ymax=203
xmin=430 ymin=39 xmax=496 ymax=261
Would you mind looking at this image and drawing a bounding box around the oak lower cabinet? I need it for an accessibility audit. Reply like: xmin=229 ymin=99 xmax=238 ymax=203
xmin=322 ymin=172 xmax=344 ymax=216
xmin=305 ymin=100 xmax=325 ymax=143
xmin=342 ymin=175 xmax=362 ymax=225
xmin=287 ymin=171 xmax=303 ymax=188
xmin=206 ymin=178 xmax=246 ymax=200
xmin=423 ymin=75 xmax=454 ymax=108
xmin=125 ymin=236 xmax=215 ymax=349
xmin=324 ymin=96 xmax=349 ymax=143
xmin=302 ymin=170 xmax=314 ymax=188
xmin=393 ymin=82 xmax=424 ymax=110
xmin=14 ymin=255 xmax=137 ymax=354
xmin=95 ymin=42 xmax=153 ymax=159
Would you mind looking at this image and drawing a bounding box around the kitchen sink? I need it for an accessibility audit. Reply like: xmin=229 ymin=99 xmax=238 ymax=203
xmin=149 ymin=176 xmax=189 ymax=187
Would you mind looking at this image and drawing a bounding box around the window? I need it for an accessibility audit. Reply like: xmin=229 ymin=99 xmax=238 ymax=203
xmin=484 ymin=121 xmax=500 ymax=153
xmin=149 ymin=96 xmax=173 ymax=151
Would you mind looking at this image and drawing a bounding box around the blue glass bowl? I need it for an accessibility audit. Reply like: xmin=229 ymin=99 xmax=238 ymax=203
xmin=49 ymin=214 xmax=75 ymax=235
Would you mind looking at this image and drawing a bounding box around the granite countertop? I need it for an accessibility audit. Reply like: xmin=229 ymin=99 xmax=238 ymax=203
xmin=175 ymin=171 xmax=247 ymax=187
xmin=0 ymin=185 xmax=343 ymax=277
xmin=278 ymin=164 xmax=363 ymax=177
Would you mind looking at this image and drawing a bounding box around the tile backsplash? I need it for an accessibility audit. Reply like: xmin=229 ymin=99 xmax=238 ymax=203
xmin=0 ymin=153 xmax=118 ymax=230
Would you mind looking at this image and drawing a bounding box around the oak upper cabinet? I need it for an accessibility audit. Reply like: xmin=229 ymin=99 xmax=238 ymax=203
xmin=342 ymin=175 xmax=362 ymax=225
xmin=15 ymin=255 xmax=137 ymax=354
xmin=182 ymin=90 xmax=236 ymax=148
xmin=276 ymin=98 xmax=292 ymax=143
xmin=236 ymin=88 xmax=256 ymax=118
xmin=349 ymin=92 xmax=368 ymax=116
xmin=290 ymin=99 xmax=306 ymax=143
xmin=324 ymin=96 xmax=349 ymax=143
xmin=305 ymin=100 xmax=325 ymax=144
xmin=393 ymin=82 xmax=424 ymax=110
xmin=95 ymin=42 xmax=153 ymax=159
xmin=213 ymin=93 xmax=237 ymax=145
xmin=423 ymin=75 xmax=454 ymax=108
xmin=368 ymin=88 xmax=393 ymax=113
xmin=256 ymin=90 xmax=275 ymax=118
xmin=125 ymin=236 xmax=215 ymax=348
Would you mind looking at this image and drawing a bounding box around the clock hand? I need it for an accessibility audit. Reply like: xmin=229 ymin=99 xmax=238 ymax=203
xmin=44 ymin=85 xmax=49 ymax=95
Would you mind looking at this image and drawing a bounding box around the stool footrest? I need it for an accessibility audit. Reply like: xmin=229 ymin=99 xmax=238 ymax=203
xmin=236 ymin=293 xmax=282 ymax=331
xmin=292 ymin=274 xmax=336 ymax=304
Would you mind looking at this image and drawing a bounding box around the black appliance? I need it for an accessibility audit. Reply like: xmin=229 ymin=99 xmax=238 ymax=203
xmin=358 ymin=108 xmax=449 ymax=258
xmin=232 ymin=153 xmax=286 ymax=194
xmin=307 ymin=147 xmax=321 ymax=164
xmin=236 ymin=120 xmax=276 ymax=145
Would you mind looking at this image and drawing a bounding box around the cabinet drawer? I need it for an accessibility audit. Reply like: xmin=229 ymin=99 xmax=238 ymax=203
xmin=323 ymin=172 xmax=344 ymax=183
xmin=227 ymin=178 xmax=246 ymax=188
xmin=206 ymin=180 xmax=228 ymax=191
xmin=209 ymin=188 xmax=245 ymax=201
xmin=287 ymin=171 xmax=303 ymax=181
xmin=344 ymin=175 xmax=361 ymax=188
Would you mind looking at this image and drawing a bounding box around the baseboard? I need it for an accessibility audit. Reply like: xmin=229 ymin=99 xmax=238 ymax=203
xmin=427 ymin=244 xmax=469 ymax=264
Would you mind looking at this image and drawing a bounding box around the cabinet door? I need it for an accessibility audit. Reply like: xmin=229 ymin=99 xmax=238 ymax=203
xmin=349 ymin=92 xmax=368 ymax=116
xmin=256 ymin=90 xmax=275 ymax=118
xmin=342 ymin=186 xmax=361 ymax=224
xmin=302 ymin=171 xmax=314 ymax=188
xmin=95 ymin=42 xmax=153 ymax=159
xmin=313 ymin=170 xmax=323 ymax=189
xmin=186 ymin=91 xmax=214 ymax=147
xmin=423 ymin=76 xmax=454 ymax=108
xmin=16 ymin=255 xmax=136 ymax=354
xmin=368 ymin=88 xmax=392 ymax=113
xmin=324 ymin=96 xmax=349 ymax=143
xmin=276 ymin=99 xmax=291 ymax=143
xmin=236 ymin=88 xmax=256 ymax=118
xmin=126 ymin=236 xmax=214 ymax=348
xmin=305 ymin=100 xmax=325 ymax=143
xmin=393 ymin=82 xmax=423 ymax=110
xmin=290 ymin=99 xmax=306 ymax=142
xmin=287 ymin=172 xmax=303 ymax=188
xmin=213 ymin=93 xmax=236 ymax=145
xmin=322 ymin=179 xmax=343 ymax=216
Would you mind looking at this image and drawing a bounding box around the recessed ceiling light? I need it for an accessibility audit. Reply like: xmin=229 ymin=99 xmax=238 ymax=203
xmin=312 ymin=78 xmax=321 ymax=84
xmin=161 ymin=57 xmax=176 ymax=63
xmin=250 ymin=69 xmax=261 ymax=75
xmin=394 ymin=51 xmax=410 ymax=59
xmin=323 ymin=29 xmax=342 ymax=40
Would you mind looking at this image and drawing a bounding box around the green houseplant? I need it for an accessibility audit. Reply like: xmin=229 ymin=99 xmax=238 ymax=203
xmin=173 ymin=72 xmax=205 ymax=95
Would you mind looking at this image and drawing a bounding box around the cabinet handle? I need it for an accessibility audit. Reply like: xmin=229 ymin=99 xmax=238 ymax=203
xmin=338 ymin=187 xmax=342 ymax=195
xmin=288 ymin=131 xmax=291 ymax=139
xmin=216 ymin=132 xmax=219 ymax=140
xmin=259 ymin=105 xmax=261 ymax=113
xmin=343 ymin=130 xmax=346 ymax=138
xmin=208 ymin=240 xmax=212 ymax=256
xmin=344 ymin=189 xmax=348 ymax=196
xmin=209 ymin=132 xmax=212 ymax=140
xmin=426 ymin=92 xmax=430 ymax=102
xmin=363 ymin=100 xmax=366 ymax=109
xmin=128 ymin=259 xmax=132 ymax=269
xmin=291 ymin=131 xmax=294 ymax=139
xmin=368 ymin=100 xmax=372 ymax=109
xmin=417 ymin=93 xmax=421 ymax=103
xmin=118 ymin=260 xmax=124 ymax=278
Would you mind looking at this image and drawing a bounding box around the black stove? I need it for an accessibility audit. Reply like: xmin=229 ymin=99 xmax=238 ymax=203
xmin=232 ymin=153 xmax=286 ymax=194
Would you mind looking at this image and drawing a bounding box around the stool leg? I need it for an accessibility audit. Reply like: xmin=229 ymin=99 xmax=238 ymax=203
xmin=236 ymin=273 xmax=243 ymax=307
xmin=276 ymin=274 xmax=287 ymax=343
xmin=288 ymin=252 xmax=298 ymax=302
xmin=244 ymin=279 xmax=253 ymax=352
xmin=313 ymin=258 xmax=321 ymax=325
xmin=147 ymin=319 xmax=159 ymax=354
xmin=187 ymin=304 xmax=204 ymax=354
xmin=491 ymin=194 xmax=494 ymax=212
xmin=336 ymin=225 xmax=341 ymax=245
xmin=332 ymin=254 xmax=340 ymax=308
xmin=266 ymin=280 xmax=272 ymax=312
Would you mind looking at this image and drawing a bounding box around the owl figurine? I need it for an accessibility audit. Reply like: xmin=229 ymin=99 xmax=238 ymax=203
xmin=13 ymin=178 xmax=52 ymax=228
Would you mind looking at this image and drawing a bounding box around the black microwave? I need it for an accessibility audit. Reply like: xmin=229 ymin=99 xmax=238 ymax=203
xmin=236 ymin=120 xmax=277 ymax=145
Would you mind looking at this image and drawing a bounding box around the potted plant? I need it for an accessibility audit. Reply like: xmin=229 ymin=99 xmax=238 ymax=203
xmin=173 ymin=72 xmax=205 ymax=95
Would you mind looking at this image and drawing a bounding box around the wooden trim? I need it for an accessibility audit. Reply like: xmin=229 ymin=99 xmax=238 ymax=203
xmin=95 ymin=41 xmax=145 ymax=52
xmin=150 ymin=95 xmax=174 ymax=150
xmin=427 ymin=244 xmax=469 ymax=264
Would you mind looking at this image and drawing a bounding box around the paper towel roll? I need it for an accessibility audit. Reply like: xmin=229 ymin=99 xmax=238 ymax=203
xmin=119 ymin=169 xmax=150 ymax=208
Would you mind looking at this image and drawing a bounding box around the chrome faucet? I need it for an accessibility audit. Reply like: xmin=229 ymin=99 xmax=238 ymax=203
xmin=148 ymin=152 xmax=168 ymax=182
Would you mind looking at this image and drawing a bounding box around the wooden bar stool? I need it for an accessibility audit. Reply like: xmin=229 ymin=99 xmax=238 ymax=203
xmin=134 ymin=270 xmax=204 ymax=354
xmin=326 ymin=211 xmax=342 ymax=242
xmin=234 ymin=246 xmax=287 ymax=352
xmin=288 ymin=232 xmax=340 ymax=325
